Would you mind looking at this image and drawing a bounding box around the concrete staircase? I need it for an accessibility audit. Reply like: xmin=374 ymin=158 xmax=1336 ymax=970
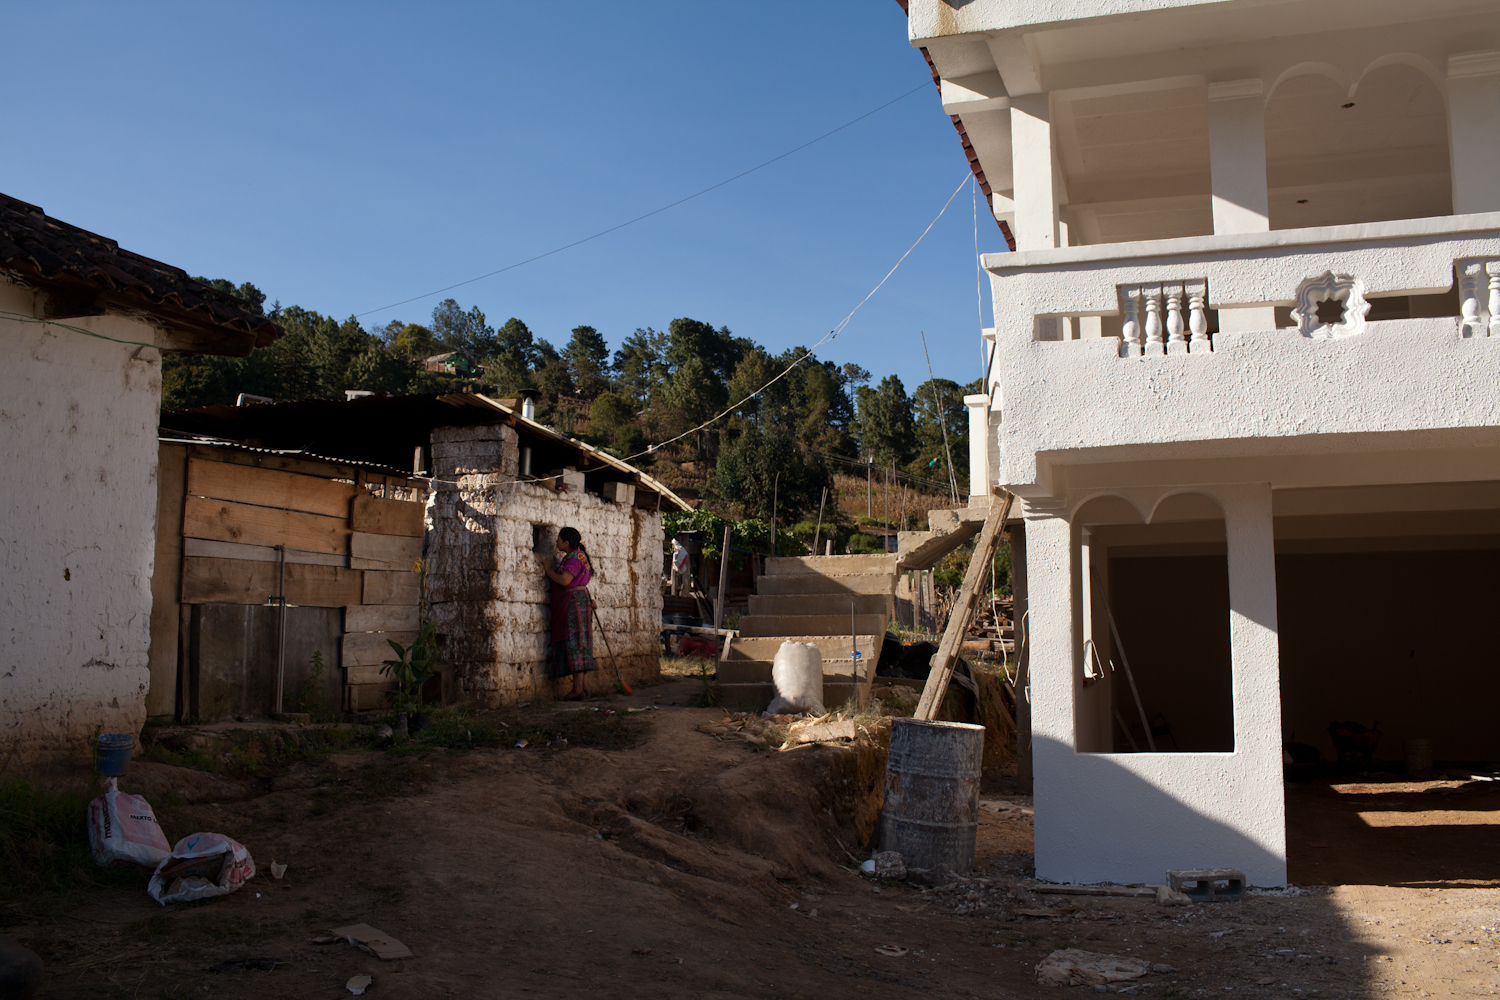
xmin=718 ymin=554 xmax=899 ymax=711
xmin=895 ymin=505 xmax=988 ymax=570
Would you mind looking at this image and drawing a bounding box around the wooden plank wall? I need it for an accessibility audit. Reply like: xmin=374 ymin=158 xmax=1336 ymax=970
xmin=168 ymin=451 xmax=430 ymax=717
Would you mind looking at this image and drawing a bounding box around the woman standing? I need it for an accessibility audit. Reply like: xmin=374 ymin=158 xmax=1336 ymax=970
xmin=540 ymin=526 xmax=595 ymax=699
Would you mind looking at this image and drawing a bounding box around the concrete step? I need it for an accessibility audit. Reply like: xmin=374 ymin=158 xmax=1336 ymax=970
xmin=717 ymin=657 xmax=869 ymax=685
xmin=716 ymin=671 xmax=872 ymax=712
xmin=723 ymin=634 xmax=880 ymax=664
xmin=717 ymin=682 xmax=871 ymax=713
xmin=765 ymin=554 xmax=899 ymax=577
xmin=755 ymin=573 xmax=894 ymax=597
xmin=736 ymin=613 xmax=887 ymax=638
xmin=747 ymin=593 xmax=892 ymax=617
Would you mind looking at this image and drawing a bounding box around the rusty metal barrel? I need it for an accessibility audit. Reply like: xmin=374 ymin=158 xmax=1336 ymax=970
xmin=877 ymin=718 xmax=985 ymax=873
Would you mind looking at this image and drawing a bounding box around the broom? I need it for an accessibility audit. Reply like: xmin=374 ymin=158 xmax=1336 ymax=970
xmin=591 ymin=602 xmax=633 ymax=695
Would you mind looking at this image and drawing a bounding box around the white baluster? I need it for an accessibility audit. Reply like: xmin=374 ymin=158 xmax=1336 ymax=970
xmin=1186 ymin=281 xmax=1210 ymax=353
xmin=1144 ymin=285 xmax=1165 ymax=356
xmin=1119 ymin=285 xmax=1142 ymax=358
xmin=1487 ymin=262 xmax=1500 ymax=338
xmin=1459 ymin=262 xmax=1484 ymax=338
xmin=1165 ymin=284 xmax=1187 ymax=354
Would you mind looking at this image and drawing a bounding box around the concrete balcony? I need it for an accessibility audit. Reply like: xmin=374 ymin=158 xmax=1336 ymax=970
xmin=982 ymin=213 xmax=1500 ymax=492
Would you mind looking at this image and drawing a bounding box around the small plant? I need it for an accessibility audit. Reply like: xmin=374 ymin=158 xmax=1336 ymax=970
xmin=382 ymin=558 xmax=436 ymax=714
xmin=381 ymin=620 xmax=436 ymax=714
xmin=691 ymin=660 xmax=720 ymax=708
xmin=291 ymin=650 xmax=335 ymax=720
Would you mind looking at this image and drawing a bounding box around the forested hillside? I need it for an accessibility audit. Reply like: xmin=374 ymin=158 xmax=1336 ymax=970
xmin=163 ymin=282 xmax=979 ymax=524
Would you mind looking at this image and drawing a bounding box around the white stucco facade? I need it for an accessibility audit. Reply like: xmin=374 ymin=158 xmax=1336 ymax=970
xmin=911 ymin=0 xmax=1500 ymax=886
xmin=0 ymin=280 xmax=167 ymax=762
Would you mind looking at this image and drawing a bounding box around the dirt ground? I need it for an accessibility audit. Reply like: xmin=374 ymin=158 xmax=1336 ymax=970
xmin=10 ymin=679 xmax=1500 ymax=999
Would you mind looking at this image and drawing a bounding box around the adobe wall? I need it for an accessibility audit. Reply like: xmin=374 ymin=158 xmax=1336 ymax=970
xmin=0 ymin=280 xmax=164 ymax=767
xmin=425 ymin=424 xmax=663 ymax=705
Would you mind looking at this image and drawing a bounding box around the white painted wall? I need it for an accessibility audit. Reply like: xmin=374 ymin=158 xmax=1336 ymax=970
xmin=1029 ymin=485 xmax=1286 ymax=887
xmin=0 ymin=281 xmax=164 ymax=765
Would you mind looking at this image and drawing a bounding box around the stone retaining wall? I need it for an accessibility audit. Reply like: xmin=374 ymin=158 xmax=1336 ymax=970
xmin=426 ymin=424 xmax=663 ymax=704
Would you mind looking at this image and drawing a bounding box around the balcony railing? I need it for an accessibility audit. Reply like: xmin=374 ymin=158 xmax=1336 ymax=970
xmin=985 ymin=213 xmax=1500 ymax=360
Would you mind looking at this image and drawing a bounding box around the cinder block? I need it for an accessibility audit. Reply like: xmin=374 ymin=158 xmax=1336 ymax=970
xmin=1166 ymin=868 xmax=1246 ymax=902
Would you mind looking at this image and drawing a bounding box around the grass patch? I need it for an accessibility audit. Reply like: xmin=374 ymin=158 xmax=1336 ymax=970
xmin=139 ymin=724 xmax=373 ymax=780
xmin=392 ymin=704 xmax=650 ymax=754
xmin=0 ymin=779 xmax=145 ymax=902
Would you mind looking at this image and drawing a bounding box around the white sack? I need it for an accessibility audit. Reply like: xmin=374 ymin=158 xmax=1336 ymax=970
xmin=148 ymin=832 xmax=256 ymax=905
xmin=765 ymin=641 xmax=824 ymax=716
xmin=88 ymin=777 xmax=171 ymax=868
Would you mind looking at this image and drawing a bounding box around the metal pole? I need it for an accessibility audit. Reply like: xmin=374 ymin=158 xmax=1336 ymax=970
xmin=770 ymin=472 xmax=780 ymax=557
xmin=274 ymin=544 xmax=287 ymax=715
xmin=866 ymin=458 xmax=872 ymax=518
xmin=812 ymin=487 xmax=827 ymax=555
xmin=884 ymin=464 xmax=892 ymax=552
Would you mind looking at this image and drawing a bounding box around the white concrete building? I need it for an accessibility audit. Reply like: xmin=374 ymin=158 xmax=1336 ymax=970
xmin=0 ymin=193 xmax=276 ymax=765
xmin=908 ymin=0 xmax=1500 ymax=886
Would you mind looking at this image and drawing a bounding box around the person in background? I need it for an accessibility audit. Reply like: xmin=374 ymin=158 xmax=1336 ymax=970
xmin=540 ymin=526 xmax=595 ymax=700
xmin=670 ymin=536 xmax=691 ymax=596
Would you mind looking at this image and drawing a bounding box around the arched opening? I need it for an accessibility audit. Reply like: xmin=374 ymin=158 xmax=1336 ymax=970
xmin=1072 ymin=492 xmax=1232 ymax=753
xmin=1265 ymin=62 xmax=1451 ymax=230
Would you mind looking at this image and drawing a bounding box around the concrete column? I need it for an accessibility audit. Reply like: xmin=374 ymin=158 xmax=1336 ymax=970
xmin=964 ymin=393 xmax=992 ymax=503
xmin=1209 ymin=79 xmax=1277 ymax=333
xmin=1448 ymin=51 xmax=1500 ymax=215
xmin=1010 ymin=95 xmax=1059 ymax=251
xmin=1022 ymin=513 xmax=1075 ymax=876
xmin=1218 ymin=482 xmax=1287 ymax=885
xmin=1207 ymin=79 xmax=1269 ymax=234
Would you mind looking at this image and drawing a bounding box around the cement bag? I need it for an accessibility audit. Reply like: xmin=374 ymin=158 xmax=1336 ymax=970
xmin=765 ymin=641 xmax=824 ymax=716
xmin=148 ymin=832 xmax=256 ymax=905
xmin=87 ymin=777 xmax=171 ymax=868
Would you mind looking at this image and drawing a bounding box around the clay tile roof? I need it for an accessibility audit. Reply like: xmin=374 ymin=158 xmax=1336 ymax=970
xmin=0 ymin=192 xmax=281 ymax=355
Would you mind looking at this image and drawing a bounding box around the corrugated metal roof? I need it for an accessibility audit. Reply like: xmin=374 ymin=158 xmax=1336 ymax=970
xmin=160 ymin=391 xmax=690 ymax=510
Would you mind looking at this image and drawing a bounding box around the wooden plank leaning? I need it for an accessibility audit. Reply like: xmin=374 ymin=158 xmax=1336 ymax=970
xmin=914 ymin=489 xmax=1015 ymax=722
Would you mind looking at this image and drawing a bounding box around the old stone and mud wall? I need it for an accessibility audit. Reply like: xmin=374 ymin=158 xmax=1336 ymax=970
xmin=425 ymin=424 xmax=663 ymax=705
xmin=0 ymin=281 xmax=165 ymax=767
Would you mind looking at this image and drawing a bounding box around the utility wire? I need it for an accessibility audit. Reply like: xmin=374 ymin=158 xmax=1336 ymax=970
xmin=355 ymin=83 xmax=931 ymax=319
xmin=620 ymin=172 xmax=971 ymax=463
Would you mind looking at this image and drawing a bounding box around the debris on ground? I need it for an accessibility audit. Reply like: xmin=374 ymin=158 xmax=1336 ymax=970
xmin=874 ymin=944 xmax=909 ymax=957
xmin=331 ymin=924 xmax=414 ymax=960
xmin=1035 ymin=948 xmax=1149 ymax=987
xmin=345 ymin=973 xmax=373 ymax=995
xmin=1155 ymin=884 xmax=1192 ymax=905
xmin=269 ymin=861 xmax=287 ymax=879
xmin=872 ymin=850 xmax=907 ymax=880
xmin=147 ymin=832 xmax=256 ymax=905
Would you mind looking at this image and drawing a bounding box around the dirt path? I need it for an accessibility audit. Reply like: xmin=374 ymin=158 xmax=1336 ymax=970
xmin=12 ymin=681 xmax=1500 ymax=998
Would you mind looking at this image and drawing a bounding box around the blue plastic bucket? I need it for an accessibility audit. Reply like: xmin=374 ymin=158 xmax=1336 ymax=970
xmin=93 ymin=733 xmax=135 ymax=776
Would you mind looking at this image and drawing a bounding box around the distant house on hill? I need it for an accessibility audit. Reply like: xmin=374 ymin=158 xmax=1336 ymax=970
xmin=0 ymin=192 xmax=278 ymax=765
xmin=424 ymin=351 xmax=481 ymax=376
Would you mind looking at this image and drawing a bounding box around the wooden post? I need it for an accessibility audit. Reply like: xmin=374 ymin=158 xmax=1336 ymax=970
xmin=915 ymin=490 xmax=1015 ymax=721
xmin=714 ymin=526 xmax=731 ymax=657
xmin=1009 ymin=521 xmax=1032 ymax=793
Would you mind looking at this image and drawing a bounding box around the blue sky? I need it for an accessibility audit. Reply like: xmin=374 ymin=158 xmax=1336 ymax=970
xmin=1 ymin=1 xmax=1003 ymax=387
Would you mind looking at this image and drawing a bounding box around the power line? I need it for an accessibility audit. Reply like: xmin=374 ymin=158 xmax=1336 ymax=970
xmin=621 ymin=171 xmax=971 ymax=463
xmin=355 ymin=82 xmax=931 ymax=319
